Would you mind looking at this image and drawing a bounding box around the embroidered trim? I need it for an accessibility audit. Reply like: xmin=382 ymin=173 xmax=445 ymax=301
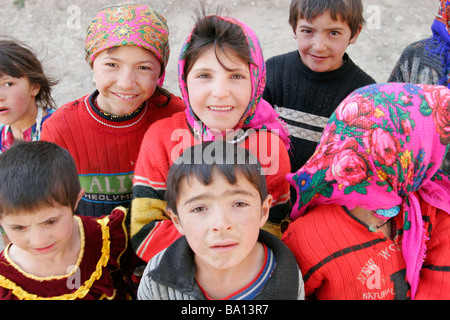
xmin=0 ymin=216 xmax=112 ymax=300
xmin=84 ymin=95 xmax=148 ymax=129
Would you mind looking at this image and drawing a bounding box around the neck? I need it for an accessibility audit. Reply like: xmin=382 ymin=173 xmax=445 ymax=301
xmin=10 ymin=106 xmax=40 ymax=141
xmin=195 ymin=241 xmax=265 ymax=299
xmin=348 ymin=206 xmax=392 ymax=237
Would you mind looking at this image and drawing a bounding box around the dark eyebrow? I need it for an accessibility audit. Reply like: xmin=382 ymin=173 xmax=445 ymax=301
xmin=182 ymin=189 xmax=257 ymax=206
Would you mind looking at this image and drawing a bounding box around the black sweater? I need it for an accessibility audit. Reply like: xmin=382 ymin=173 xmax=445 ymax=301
xmin=263 ymin=51 xmax=376 ymax=173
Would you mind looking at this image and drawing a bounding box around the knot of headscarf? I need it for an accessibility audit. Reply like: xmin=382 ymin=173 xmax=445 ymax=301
xmin=287 ymin=83 xmax=450 ymax=299
xmin=177 ymin=15 xmax=290 ymax=150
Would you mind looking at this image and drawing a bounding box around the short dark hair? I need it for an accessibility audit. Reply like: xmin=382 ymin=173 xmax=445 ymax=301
xmin=181 ymin=8 xmax=252 ymax=77
xmin=166 ymin=141 xmax=267 ymax=216
xmin=0 ymin=141 xmax=81 ymax=217
xmin=0 ymin=37 xmax=58 ymax=109
xmin=289 ymin=0 xmax=365 ymax=38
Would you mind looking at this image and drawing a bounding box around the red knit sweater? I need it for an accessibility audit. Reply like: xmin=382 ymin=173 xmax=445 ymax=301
xmin=41 ymin=91 xmax=185 ymax=217
xmin=282 ymin=201 xmax=450 ymax=300
xmin=131 ymin=111 xmax=291 ymax=262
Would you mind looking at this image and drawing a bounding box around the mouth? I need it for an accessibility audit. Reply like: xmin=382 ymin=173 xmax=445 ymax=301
xmin=113 ymin=93 xmax=139 ymax=100
xmin=208 ymin=106 xmax=234 ymax=112
xmin=33 ymin=243 xmax=55 ymax=253
xmin=310 ymin=54 xmax=329 ymax=61
xmin=210 ymin=241 xmax=238 ymax=252
xmin=0 ymin=107 xmax=8 ymax=113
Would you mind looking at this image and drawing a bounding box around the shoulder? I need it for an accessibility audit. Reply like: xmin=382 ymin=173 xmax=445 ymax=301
xmin=344 ymin=55 xmax=376 ymax=84
xmin=45 ymin=95 xmax=89 ymax=122
xmin=283 ymin=204 xmax=344 ymax=246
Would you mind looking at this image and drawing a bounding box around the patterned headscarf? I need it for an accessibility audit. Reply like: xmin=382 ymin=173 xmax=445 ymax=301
xmin=85 ymin=3 xmax=170 ymax=82
xmin=287 ymin=83 xmax=450 ymax=298
xmin=430 ymin=0 xmax=450 ymax=88
xmin=177 ymin=16 xmax=290 ymax=149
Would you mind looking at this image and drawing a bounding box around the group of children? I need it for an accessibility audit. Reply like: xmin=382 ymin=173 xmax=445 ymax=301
xmin=0 ymin=0 xmax=449 ymax=300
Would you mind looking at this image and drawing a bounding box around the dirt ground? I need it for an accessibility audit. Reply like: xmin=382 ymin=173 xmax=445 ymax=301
xmin=0 ymin=0 xmax=439 ymax=108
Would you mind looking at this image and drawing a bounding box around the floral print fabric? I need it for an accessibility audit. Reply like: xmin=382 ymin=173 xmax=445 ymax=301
xmin=84 ymin=3 xmax=170 ymax=73
xmin=287 ymin=83 xmax=450 ymax=298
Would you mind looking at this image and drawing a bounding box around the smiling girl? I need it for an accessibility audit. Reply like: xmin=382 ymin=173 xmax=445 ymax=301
xmin=131 ymin=11 xmax=291 ymax=262
xmin=41 ymin=4 xmax=185 ymax=218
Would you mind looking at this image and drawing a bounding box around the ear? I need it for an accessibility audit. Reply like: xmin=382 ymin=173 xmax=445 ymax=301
xmin=349 ymin=24 xmax=362 ymax=45
xmin=30 ymin=83 xmax=40 ymax=98
xmin=73 ymin=188 xmax=85 ymax=211
xmin=169 ymin=209 xmax=186 ymax=236
xmin=259 ymin=194 xmax=272 ymax=228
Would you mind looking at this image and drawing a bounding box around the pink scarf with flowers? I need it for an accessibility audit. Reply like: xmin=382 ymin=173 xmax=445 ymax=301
xmin=287 ymin=83 xmax=450 ymax=299
xmin=177 ymin=16 xmax=290 ymax=149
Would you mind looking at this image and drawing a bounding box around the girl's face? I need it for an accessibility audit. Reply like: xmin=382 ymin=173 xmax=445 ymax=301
xmin=186 ymin=46 xmax=252 ymax=133
xmin=92 ymin=46 xmax=161 ymax=116
xmin=0 ymin=75 xmax=40 ymax=128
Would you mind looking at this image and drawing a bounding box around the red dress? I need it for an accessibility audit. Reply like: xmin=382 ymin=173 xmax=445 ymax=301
xmin=0 ymin=208 xmax=137 ymax=300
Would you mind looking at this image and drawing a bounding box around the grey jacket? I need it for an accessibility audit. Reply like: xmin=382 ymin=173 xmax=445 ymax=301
xmin=137 ymin=230 xmax=305 ymax=300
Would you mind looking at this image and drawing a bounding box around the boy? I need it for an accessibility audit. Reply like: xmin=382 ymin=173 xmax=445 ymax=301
xmin=0 ymin=141 xmax=138 ymax=299
xmin=137 ymin=141 xmax=304 ymax=300
xmin=263 ymin=0 xmax=375 ymax=174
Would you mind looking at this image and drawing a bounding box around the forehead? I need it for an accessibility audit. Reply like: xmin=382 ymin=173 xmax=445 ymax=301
xmin=95 ymin=45 xmax=159 ymax=63
xmin=177 ymin=169 xmax=259 ymax=203
xmin=190 ymin=45 xmax=249 ymax=70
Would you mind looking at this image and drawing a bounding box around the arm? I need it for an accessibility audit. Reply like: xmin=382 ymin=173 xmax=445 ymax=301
xmin=130 ymin=132 xmax=182 ymax=262
xmin=248 ymin=130 xmax=291 ymax=238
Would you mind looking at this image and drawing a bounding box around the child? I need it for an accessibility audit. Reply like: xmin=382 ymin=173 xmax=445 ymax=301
xmin=137 ymin=141 xmax=304 ymax=300
xmin=0 ymin=38 xmax=58 ymax=245
xmin=0 ymin=141 xmax=138 ymax=300
xmin=131 ymin=12 xmax=292 ymax=262
xmin=388 ymin=0 xmax=450 ymax=173
xmin=0 ymin=38 xmax=57 ymax=153
xmin=263 ymin=0 xmax=375 ymax=174
xmin=282 ymin=83 xmax=450 ymax=300
xmin=41 ymin=3 xmax=185 ymax=218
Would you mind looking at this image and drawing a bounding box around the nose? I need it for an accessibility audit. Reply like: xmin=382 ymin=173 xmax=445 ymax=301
xmin=211 ymin=76 xmax=230 ymax=99
xmin=312 ymin=34 xmax=328 ymax=52
xmin=211 ymin=207 xmax=233 ymax=232
xmin=117 ymin=67 xmax=137 ymax=89
xmin=28 ymin=228 xmax=50 ymax=248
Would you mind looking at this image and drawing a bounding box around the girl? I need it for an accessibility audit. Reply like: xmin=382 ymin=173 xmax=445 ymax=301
xmin=0 ymin=38 xmax=57 ymax=153
xmin=282 ymin=83 xmax=450 ymax=300
xmin=41 ymin=4 xmax=186 ymax=218
xmin=131 ymin=12 xmax=291 ymax=262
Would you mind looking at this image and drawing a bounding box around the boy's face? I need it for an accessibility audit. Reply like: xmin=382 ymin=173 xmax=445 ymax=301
xmin=92 ymin=46 xmax=161 ymax=116
xmin=171 ymin=169 xmax=271 ymax=272
xmin=0 ymin=204 xmax=77 ymax=261
xmin=294 ymin=10 xmax=361 ymax=72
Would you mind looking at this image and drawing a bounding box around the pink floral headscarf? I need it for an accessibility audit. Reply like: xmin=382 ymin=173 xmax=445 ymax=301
xmin=85 ymin=3 xmax=170 ymax=85
xmin=177 ymin=16 xmax=290 ymax=149
xmin=287 ymin=83 xmax=450 ymax=298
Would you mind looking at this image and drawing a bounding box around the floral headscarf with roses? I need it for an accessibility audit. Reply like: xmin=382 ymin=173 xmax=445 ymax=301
xmin=178 ymin=15 xmax=290 ymax=149
xmin=287 ymin=83 xmax=450 ymax=298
